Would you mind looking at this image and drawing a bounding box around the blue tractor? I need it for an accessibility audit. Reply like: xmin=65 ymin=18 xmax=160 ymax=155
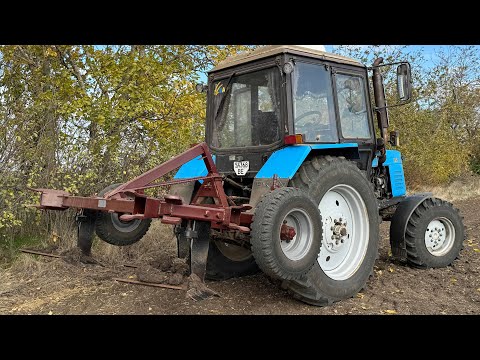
xmin=170 ymin=45 xmax=465 ymax=305
xmin=36 ymin=45 xmax=465 ymax=306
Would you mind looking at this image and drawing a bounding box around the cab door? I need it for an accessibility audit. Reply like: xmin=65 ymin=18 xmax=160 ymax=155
xmin=331 ymin=68 xmax=376 ymax=171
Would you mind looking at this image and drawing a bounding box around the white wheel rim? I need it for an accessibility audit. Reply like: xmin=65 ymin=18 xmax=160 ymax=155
xmin=280 ymin=208 xmax=314 ymax=261
xmin=318 ymin=184 xmax=369 ymax=281
xmin=424 ymin=217 xmax=455 ymax=256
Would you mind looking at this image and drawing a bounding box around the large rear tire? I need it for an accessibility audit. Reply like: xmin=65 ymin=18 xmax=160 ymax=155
xmin=285 ymin=156 xmax=379 ymax=306
xmin=95 ymin=183 xmax=152 ymax=246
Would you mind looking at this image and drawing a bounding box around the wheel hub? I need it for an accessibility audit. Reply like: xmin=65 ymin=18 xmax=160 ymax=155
xmin=280 ymin=221 xmax=297 ymax=242
xmin=325 ymin=217 xmax=348 ymax=252
xmin=424 ymin=218 xmax=455 ymax=256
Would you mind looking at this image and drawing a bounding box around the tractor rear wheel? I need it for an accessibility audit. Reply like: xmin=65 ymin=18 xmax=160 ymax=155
xmin=285 ymin=156 xmax=380 ymax=306
xmin=95 ymin=183 xmax=152 ymax=246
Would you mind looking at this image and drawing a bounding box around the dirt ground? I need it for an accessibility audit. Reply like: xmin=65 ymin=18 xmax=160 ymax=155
xmin=1 ymin=197 xmax=480 ymax=315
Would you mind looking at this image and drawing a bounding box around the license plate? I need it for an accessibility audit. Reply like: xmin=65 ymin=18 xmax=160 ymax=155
xmin=233 ymin=161 xmax=249 ymax=176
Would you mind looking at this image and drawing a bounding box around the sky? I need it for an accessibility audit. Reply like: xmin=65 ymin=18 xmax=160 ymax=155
xmin=195 ymin=45 xmax=480 ymax=83
xmin=201 ymin=45 xmax=480 ymax=80
xmin=327 ymin=45 xmax=480 ymax=69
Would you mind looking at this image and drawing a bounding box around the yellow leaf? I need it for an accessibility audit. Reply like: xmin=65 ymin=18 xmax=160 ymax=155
xmin=356 ymin=293 xmax=365 ymax=299
xmin=388 ymin=266 xmax=394 ymax=273
xmin=474 ymin=248 xmax=480 ymax=253
xmin=476 ymin=288 xmax=480 ymax=292
xmin=384 ymin=309 xmax=397 ymax=314
xmin=45 ymin=48 xmax=57 ymax=57
xmin=128 ymin=275 xmax=135 ymax=279
xmin=48 ymin=310 xmax=53 ymax=315
xmin=451 ymin=278 xmax=457 ymax=283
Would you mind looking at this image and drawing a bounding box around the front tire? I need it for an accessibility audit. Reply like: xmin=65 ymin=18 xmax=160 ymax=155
xmin=404 ymin=198 xmax=465 ymax=268
xmin=286 ymin=156 xmax=380 ymax=306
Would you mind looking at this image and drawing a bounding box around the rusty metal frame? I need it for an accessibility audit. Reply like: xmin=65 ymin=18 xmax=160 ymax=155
xmin=32 ymin=143 xmax=252 ymax=233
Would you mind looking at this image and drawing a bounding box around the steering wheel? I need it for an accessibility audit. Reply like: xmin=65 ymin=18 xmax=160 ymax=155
xmin=295 ymin=111 xmax=336 ymax=141
xmin=296 ymin=111 xmax=322 ymax=125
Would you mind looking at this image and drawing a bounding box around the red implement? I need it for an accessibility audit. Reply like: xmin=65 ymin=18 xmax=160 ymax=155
xmin=32 ymin=143 xmax=252 ymax=233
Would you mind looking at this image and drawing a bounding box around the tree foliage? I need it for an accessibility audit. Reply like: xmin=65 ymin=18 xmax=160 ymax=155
xmin=333 ymin=45 xmax=477 ymax=185
xmin=0 ymin=45 xmax=254 ymax=241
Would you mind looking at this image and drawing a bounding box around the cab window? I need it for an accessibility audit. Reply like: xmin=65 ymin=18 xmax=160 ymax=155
xmin=292 ymin=62 xmax=338 ymax=142
xmin=335 ymin=73 xmax=371 ymax=139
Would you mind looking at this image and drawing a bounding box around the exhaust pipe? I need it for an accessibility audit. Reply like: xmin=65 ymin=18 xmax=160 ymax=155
xmin=372 ymin=57 xmax=388 ymax=164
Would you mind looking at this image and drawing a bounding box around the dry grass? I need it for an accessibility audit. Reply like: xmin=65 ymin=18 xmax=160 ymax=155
xmin=0 ymin=220 xmax=178 ymax=314
xmin=410 ymin=175 xmax=480 ymax=202
xmin=91 ymin=220 xmax=177 ymax=265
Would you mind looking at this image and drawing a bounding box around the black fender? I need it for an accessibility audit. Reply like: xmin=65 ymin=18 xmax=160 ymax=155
xmin=389 ymin=193 xmax=433 ymax=260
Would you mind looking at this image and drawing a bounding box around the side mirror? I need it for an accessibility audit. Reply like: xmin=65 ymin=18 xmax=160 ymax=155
xmin=396 ymin=63 xmax=412 ymax=102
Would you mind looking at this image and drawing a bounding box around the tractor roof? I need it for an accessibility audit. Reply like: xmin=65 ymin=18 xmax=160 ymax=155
xmin=210 ymin=45 xmax=363 ymax=73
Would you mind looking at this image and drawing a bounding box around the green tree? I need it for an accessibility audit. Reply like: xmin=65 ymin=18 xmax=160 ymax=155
xmin=0 ymin=45 xmax=255 ymax=245
xmin=333 ymin=45 xmax=472 ymax=185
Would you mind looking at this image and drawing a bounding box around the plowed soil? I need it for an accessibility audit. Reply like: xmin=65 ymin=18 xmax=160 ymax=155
xmin=1 ymin=198 xmax=479 ymax=315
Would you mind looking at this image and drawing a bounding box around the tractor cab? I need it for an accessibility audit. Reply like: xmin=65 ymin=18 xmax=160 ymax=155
xmin=204 ymin=45 xmax=378 ymax=178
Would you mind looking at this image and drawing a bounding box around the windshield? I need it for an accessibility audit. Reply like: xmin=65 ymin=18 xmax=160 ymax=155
xmin=293 ymin=62 xmax=338 ymax=142
xmin=211 ymin=68 xmax=282 ymax=149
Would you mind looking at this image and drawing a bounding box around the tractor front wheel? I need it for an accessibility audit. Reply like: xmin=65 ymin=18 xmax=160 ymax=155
xmin=403 ymin=198 xmax=465 ymax=268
